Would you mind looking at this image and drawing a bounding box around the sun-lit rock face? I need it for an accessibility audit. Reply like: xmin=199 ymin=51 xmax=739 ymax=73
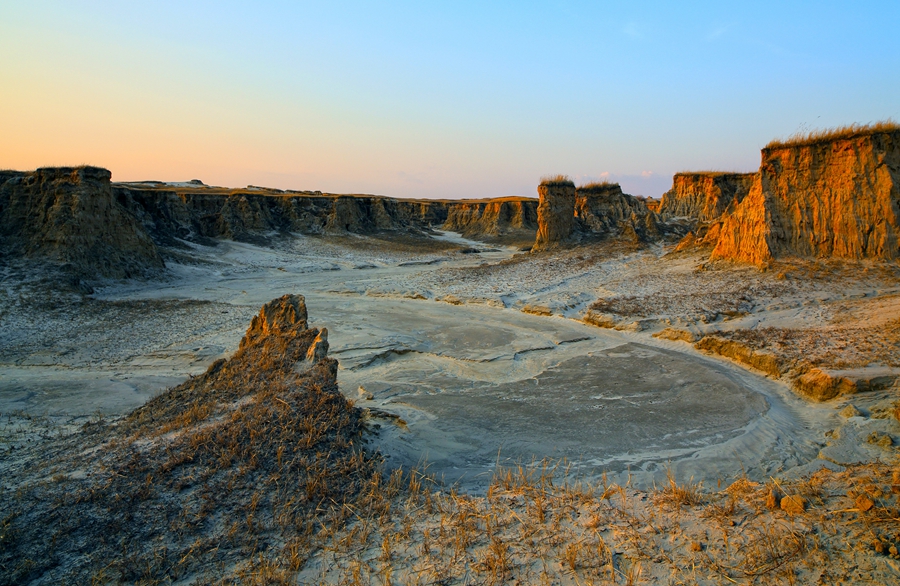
xmin=659 ymin=172 xmax=756 ymax=222
xmin=0 ymin=166 xmax=164 ymax=278
xmin=711 ymin=129 xmax=900 ymax=265
xmin=241 ymin=294 xmax=309 ymax=348
xmin=533 ymin=180 xmax=577 ymax=251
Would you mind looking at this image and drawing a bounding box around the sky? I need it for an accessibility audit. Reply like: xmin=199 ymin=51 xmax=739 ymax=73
xmin=1 ymin=2 xmax=898 ymax=199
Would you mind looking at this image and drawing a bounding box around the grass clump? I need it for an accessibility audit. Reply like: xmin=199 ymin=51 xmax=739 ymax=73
xmin=766 ymin=119 xmax=900 ymax=149
xmin=539 ymin=174 xmax=574 ymax=187
xmin=577 ymin=180 xmax=622 ymax=193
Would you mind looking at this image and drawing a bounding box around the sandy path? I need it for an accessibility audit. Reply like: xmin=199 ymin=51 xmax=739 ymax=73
xmin=0 ymin=233 xmax=841 ymax=490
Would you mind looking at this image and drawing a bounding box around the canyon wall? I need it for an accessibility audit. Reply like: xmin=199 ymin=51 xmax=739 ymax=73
xmin=0 ymin=167 xmax=164 ymax=278
xmin=658 ymin=172 xmax=756 ymax=222
xmin=711 ymin=129 xmax=900 ymax=265
xmin=441 ymin=197 xmax=538 ymax=244
xmin=117 ymin=184 xmax=537 ymax=245
xmin=0 ymin=166 xmax=541 ymax=281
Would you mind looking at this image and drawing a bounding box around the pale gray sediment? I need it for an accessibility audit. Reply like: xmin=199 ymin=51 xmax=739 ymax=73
xmin=0 ymin=233 xmax=842 ymax=492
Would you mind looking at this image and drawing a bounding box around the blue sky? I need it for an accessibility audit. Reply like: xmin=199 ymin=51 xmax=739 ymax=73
xmin=1 ymin=1 xmax=897 ymax=198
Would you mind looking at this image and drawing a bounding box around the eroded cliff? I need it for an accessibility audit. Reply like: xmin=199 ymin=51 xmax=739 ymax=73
xmin=533 ymin=180 xmax=668 ymax=251
xmin=575 ymin=183 xmax=661 ymax=242
xmin=441 ymin=197 xmax=538 ymax=245
xmin=0 ymin=167 xmax=164 ymax=279
xmin=711 ymin=128 xmax=900 ymax=265
xmin=116 ymin=182 xmax=537 ymax=245
xmin=658 ymin=172 xmax=755 ymax=222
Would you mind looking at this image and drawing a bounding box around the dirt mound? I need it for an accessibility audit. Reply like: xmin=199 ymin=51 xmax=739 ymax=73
xmin=0 ymin=166 xmax=164 ymax=280
xmin=0 ymin=294 xmax=376 ymax=584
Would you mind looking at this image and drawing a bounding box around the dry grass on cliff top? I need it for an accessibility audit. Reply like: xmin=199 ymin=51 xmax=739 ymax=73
xmin=673 ymin=170 xmax=754 ymax=177
xmin=577 ymin=180 xmax=621 ymax=191
xmin=539 ymin=174 xmax=575 ymax=186
xmin=766 ymin=120 xmax=900 ymax=150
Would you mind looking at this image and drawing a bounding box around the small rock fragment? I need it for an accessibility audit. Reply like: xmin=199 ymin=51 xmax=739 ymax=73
xmin=839 ymin=404 xmax=861 ymax=418
xmin=866 ymin=432 xmax=893 ymax=449
xmin=875 ymin=540 xmax=887 ymax=554
xmin=890 ymin=544 xmax=899 ymax=557
xmin=690 ymin=541 xmax=703 ymax=552
xmin=856 ymin=494 xmax=875 ymax=512
xmin=780 ymin=495 xmax=806 ymax=515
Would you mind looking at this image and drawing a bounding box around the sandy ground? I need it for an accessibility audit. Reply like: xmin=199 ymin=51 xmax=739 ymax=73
xmin=4 ymin=231 xmax=893 ymax=495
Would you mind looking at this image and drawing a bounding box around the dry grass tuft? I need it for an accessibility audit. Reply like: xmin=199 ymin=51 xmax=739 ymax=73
xmin=539 ymin=174 xmax=574 ymax=187
xmin=766 ymin=119 xmax=900 ymax=149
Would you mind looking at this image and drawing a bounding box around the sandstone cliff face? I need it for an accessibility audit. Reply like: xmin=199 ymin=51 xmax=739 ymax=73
xmin=659 ymin=172 xmax=755 ymax=222
xmin=533 ymin=181 xmax=576 ymax=251
xmin=0 ymin=167 xmax=164 ymax=279
xmin=711 ymin=129 xmax=900 ymax=265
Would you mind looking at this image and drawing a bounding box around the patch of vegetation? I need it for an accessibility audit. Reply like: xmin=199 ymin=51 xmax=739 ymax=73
xmin=539 ymin=174 xmax=574 ymax=187
xmin=766 ymin=120 xmax=900 ymax=150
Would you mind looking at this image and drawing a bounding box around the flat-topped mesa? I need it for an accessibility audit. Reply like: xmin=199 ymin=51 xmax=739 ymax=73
xmin=0 ymin=166 xmax=164 ymax=279
xmin=711 ymin=125 xmax=900 ymax=265
xmin=658 ymin=172 xmax=756 ymax=222
xmin=533 ymin=177 xmax=577 ymax=251
xmin=574 ymin=182 xmax=660 ymax=241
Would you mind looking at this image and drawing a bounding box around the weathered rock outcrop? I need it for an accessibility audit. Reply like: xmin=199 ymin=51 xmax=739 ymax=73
xmin=0 ymin=167 xmax=164 ymax=279
xmin=533 ymin=179 xmax=577 ymax=251
xmin=711 ymin=128 xmax=900 ymax=265
xmin=659 ymin=172 xmax=755 ymax=222
xmin=532 ymin=180 xmax=674 ymax=251
xmin=575 ymin=183 xmax=661 ymax=242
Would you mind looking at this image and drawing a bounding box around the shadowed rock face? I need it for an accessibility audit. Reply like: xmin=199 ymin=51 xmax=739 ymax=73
xmin=575 ymin=183 xmax=661 ymax=241
xmin=441 ymin=198 xmax=538 ymax=242
xmin=658 ymin=172 xmax=756 ymax=222
xmin=533 ymin=181 xmax=577 ymax=251
xmin=0 ymin=167 xmax=164 ymax=279
xmin=711 ymin=130 xmax=900 ymax=265
xmin=114 ymin=183 xmax=537 ymax=243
